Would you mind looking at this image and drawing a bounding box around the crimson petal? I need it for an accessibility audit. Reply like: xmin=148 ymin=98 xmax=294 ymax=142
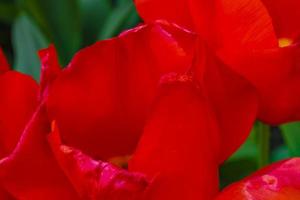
xmin=0 ymin=50 xmax=38 ymax=158
xmin=46 ymin=21 xmax=196 ymax=160
xmin=0 ymin=105 xmax=79 ymax=199
xmin=48 ymin=121 xmax=149 ymax=200
xmin=130 ymin=75 xmax=220 ymax=199
xmin=261 ymin=0 xmax=300 ymax=41
xmin=195 ymin=44 xmax=258 ymax=162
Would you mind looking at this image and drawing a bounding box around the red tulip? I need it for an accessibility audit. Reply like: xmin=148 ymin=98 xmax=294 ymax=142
xmin=46 ymin=73 xmax=220 ymax=199
xmin=134 ymin=0 xmax=300 ymax=124
xmin=42 ymin=20 xmax=257 ymax=163
xmin=216 ymin=158 xmax=300 ymax=200
xmin=0 ymin=20 xmax=258 ymax=198
xmin=0 ymin=21 xmax=211 ymax=199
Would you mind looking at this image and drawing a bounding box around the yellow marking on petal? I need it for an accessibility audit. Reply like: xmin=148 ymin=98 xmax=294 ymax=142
xmin=279 ymin=38 xmax=293 ymax=47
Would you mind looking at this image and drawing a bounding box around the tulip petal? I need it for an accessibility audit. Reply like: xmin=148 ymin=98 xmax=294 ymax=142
xmin=227 ymin=45 xmax=300 ymax=124
xmin=134 ymin=0 xmax=194 ymax=30
xmin=216 ymin=158 xmax=300 ymax=200
xmin=0 ymin=188 xmax=14 ymax=200
xmin=134 ymin=0 xmax=278 ymax=51
xmin=38 ymin=44 xmax=61 ymax=98
xmin=46 ymin=21 xmax=196 ymax=160
xmin=0 ymin=104 xmax=79 ymax=199
xmin=48 ymin=121 xmax=149 ymax=200
xmin=0 ymin=71 xmax=38 ymax=158
xmin=261 ymin=0 xmax=300 ymax=41
xmin=215 ymin=0 xmax=278 ymax=61
xmin=130 ymin=75 xmax=220 ymax=199
xmin=195 ymin=44 xmax=258 ymax=162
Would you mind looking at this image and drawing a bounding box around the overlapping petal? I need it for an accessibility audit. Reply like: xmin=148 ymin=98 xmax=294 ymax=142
xmin=134 ymin=0 xmax=300 ymax=126
xmin=0 ymin=104 xmax=79 ymax=199
xmin=130 ymin=75 xmax=220 ymax=199
xmin=38 ymin=44 xmax=62 ymax=99
xmin=228 ymin=45 xmax=300 ymax=124
xmin=216 ymin=158 xmax=300 ymax=200
xmin=194 ymin=44 xmax=258 ymax=162
xmin=45 ymin=21 xmax=197 ymax=160
xmin=261 ymin=0 xmax=300 ymax=41
xmin=48 ymin=121 xmax=149 ymax=199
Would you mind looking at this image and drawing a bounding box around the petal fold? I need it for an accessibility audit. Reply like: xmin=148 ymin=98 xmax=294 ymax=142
xmin=261 ymin=0 xmax=300 ymax=41
xmin=38 ymin=44 xmax=61 ymax=99
xmin=130 ymin=76 xmax=220 ymax=199
xmin=0 ymin=105 xmax=78 ymax=199
xmin=46 ymin=21 xmax=196 ymax=160
xmin=48 ymin=121 xmax=149 ymax=200
xmin=195 ymin=44 xmax=258 ymax=162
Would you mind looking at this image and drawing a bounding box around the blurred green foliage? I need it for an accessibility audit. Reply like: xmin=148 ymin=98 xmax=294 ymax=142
xmin=0 ymin=0 xmax=299 ymax=190
xmin=0 ymin=0 xmax=140 ymax=80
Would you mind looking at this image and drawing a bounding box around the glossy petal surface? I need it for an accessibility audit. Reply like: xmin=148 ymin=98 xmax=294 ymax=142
xmin=48 ymin=122 xmax=149 ymax=200
xmin=216 ymin=158 xmax=300 ymax=200
xmin=130 ymin=76 xmax=220 ymax=200
xmin=46 ymin=21 xmax=196 ymax=160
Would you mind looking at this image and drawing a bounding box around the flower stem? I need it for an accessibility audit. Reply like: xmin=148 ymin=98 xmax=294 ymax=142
xmin=257 ymin=122 xmax=270 ymax=168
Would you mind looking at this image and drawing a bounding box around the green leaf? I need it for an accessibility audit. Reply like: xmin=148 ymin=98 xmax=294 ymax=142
xmin=98 ymin=0 xmax=140 ymax=40
xmin=281 ymin=122 xmax=300 ymax=156
xmin=12 ymin=14 xmax=48 ymax=80
xmin=17 ymin=0 xmax=81 ymax=65
xmin=220 ymin=158 xmax=257 ymax=188
xmin=79 ymin=0 xmax=112 ymax=45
